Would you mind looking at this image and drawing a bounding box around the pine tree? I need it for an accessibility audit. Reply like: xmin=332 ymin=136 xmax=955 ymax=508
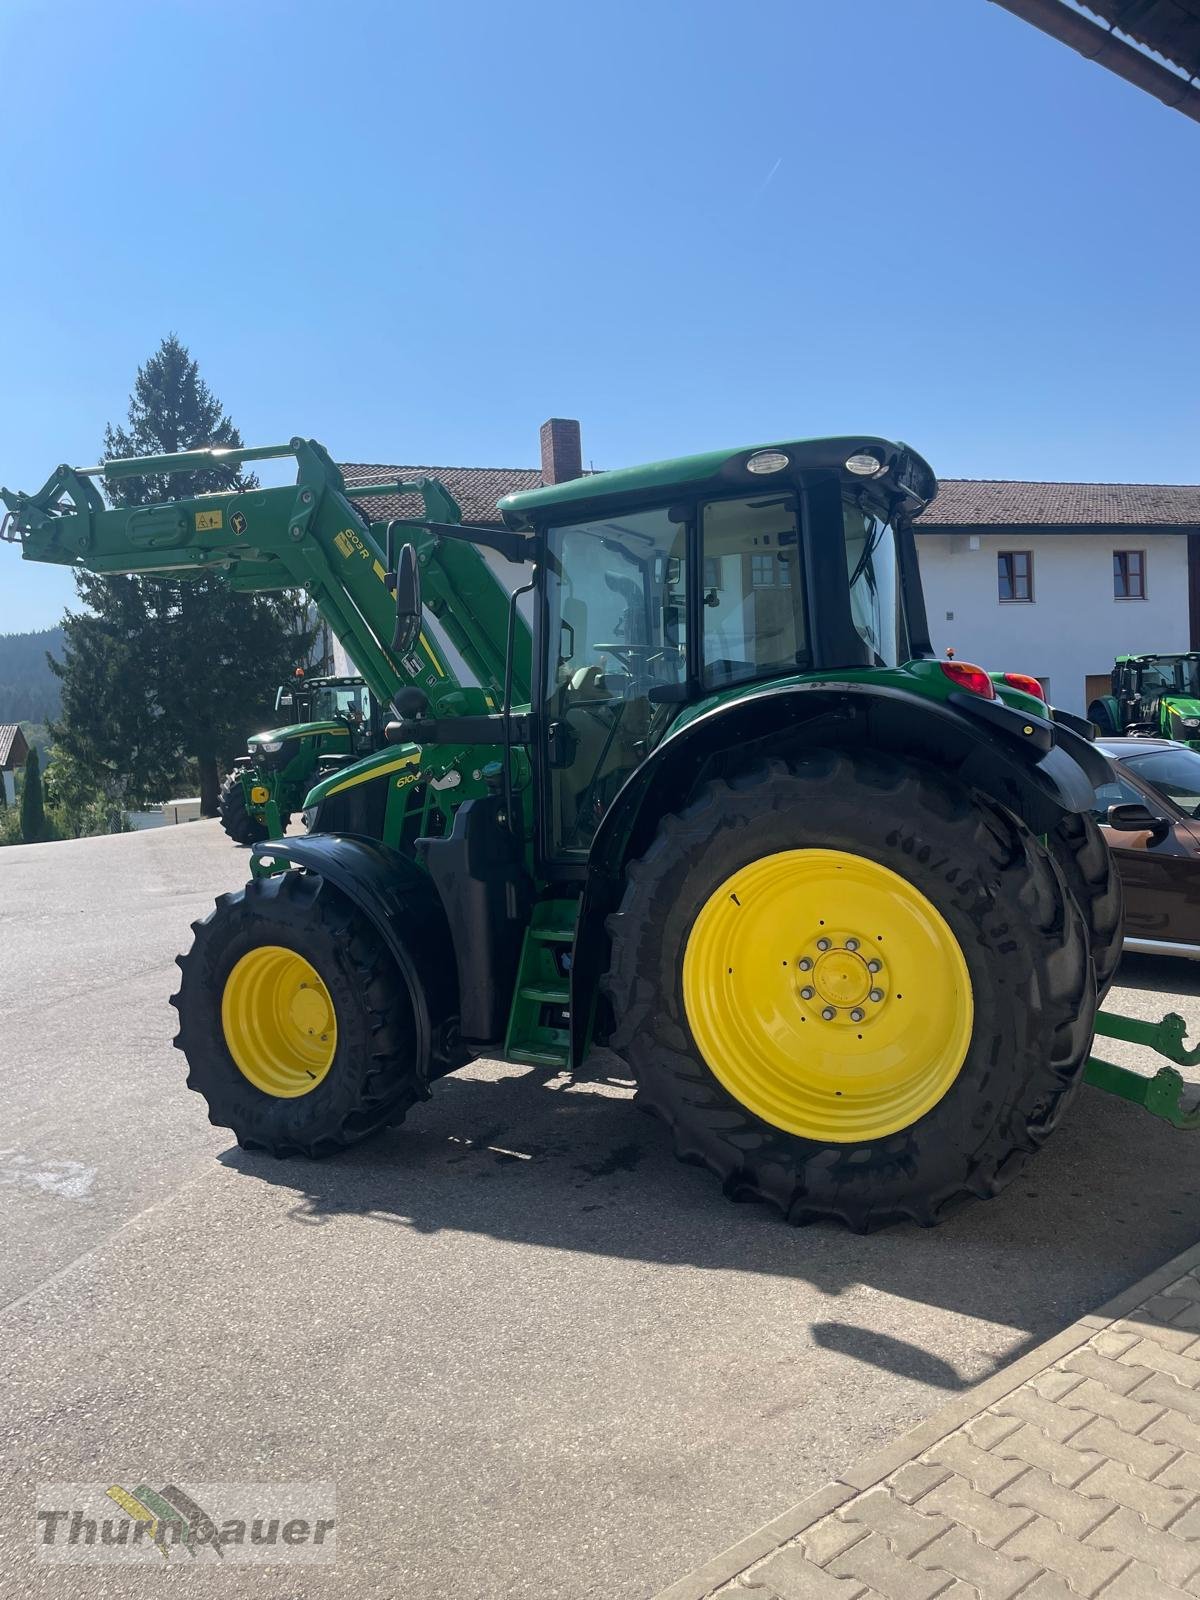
xmin=20 ymin=748 xmax=44 ymax=842
xmin=50 ymin=336 xmax=315 ymax=813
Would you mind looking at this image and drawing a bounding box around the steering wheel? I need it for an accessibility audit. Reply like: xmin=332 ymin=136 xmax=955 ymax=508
xmin=594 ymin=642 xmax=663 ymax=670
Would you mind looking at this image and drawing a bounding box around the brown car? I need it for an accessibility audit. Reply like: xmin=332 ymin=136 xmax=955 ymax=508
xmin=1096 ymin=737 xmax=1200 ymax=958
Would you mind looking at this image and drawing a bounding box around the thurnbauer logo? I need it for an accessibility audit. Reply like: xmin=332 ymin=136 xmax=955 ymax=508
xmin=37 ymin=1482 xmax=335 ymax=1564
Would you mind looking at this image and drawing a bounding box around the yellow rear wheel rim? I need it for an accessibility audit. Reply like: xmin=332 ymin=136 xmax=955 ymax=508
xmin=681 ymin=849 xmax=973 ymax=1143
xmin=221 ymin=945 xmax=338 ymax=1098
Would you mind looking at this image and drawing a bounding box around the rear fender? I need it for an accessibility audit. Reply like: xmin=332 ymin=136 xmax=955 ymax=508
xmin=250 ymin=834 xmax=464 ymax=1079
xmin=568 ymin=680 xmax=1110 ymax=1068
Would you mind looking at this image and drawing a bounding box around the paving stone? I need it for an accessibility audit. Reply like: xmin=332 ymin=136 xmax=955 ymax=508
xmin=993 ymin=1388 xmax=1091 ymax=1444
xmin=1111 ymin=1317 xmax=1200 ymax=1357
xmin=1120 ymin=1340 xmax=1200 ymax=1389
xmin=1075 ymin=1460 xmax=1194 ymax=1529
xmin=1134 ymin=1374 xmax=1200 ymax=1426
xmin=1063 ymin=1349 xmax=1152 ymax=1396
xmin=1173 ymin=1304 xmax=1200 ymax=1336
xmin=996 ymin=1466 xmax=1117 ymax=1539
xmin=1018 ymin=1575 xmax=1087 ymax=1600
xmin=1065 ymin=1376 xmax=1167 ymax=1434
xmin=924 ymin=1435 xmax=1026 ymax=1498
xmin=840 ymin=1488 xmax=951 ymax=1560
xmin=917 ymin=1472 xmax=1033 ymax=1548
xmin=912 ymin=1525 xmax=1039 ymax=1600
xmin=1144 ymin=1296 xmax=1195 ymax=1325
xmin=800 ymin=1512 xmax=872 ymax=1566
xmin=1085 ymin=1504 xmax=1200 ymax=1587
xmin=1070 ymin=1416 xmax=1179 ymax=1479
xmin=741 ymin=1546 xmax=872 ymax=1599
xmin=1165 ymin=1276 xmax=1200 ymax=1305
xmin=1001 ymin=1512 xmax=1128 ymax=1596
xmin=1029 ymin=1368 xmax=1087 ymax=1403
xmin=1148 ymin=1415 xmax=1200 ymax=1458
xmin=1102 ymin=1559 xmax=1196 ymax=1599
xmin=886 ymin=1462 xmax=952 ymax=1505
xmin=992 ymin=1422 xmax=1107 ymax=1487
xmin=1156 ymin=1450 xmax=1200 ymax=1493
xmin=829 ymin=1531 xmax=950 ymax=1600
xmin=1093 ymin=1328 xmax=1147 ymax=1359
xmin=963 ymin=1413 xmax=1023 ymax=1450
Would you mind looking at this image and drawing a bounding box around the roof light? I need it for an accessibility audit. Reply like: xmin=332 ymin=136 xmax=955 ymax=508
xmin=940 ymin=660 xmax=996 ymax=699
xmin=845 ymin=451 xmax=885 ymax=477
xmin=1002 ymin=672 xmax=1046 ymax=701
xmin=746 ymin=450 xmax=790 ymax=475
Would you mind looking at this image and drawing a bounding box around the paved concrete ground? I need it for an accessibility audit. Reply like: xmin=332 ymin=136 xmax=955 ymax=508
xmin=2 ymin=822 xmax=1200 ymax=1599
xmin=658 ymin=1244 xmax=1200 ymax=1600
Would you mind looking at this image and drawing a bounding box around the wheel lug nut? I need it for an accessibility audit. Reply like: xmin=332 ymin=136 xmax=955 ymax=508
xmin=798 ymin=958 xmax=812 ymax=971
xmin=800 ymin=987 xmax=814 ymax=1000
xmin=868 ymin=959 xmax=881 ymax=973
xmin=850 ymin=1009 xmax=864 ymax=1022
xmin=817 ymin=938 xmax=831 ymax=951
xmin=845 ymin=938 xmax=859 ymax=951
xmin=821 ymin=1007 xmax=836 ymax=1021
xmin=869 ymin=988 xmax=883 ymax=1003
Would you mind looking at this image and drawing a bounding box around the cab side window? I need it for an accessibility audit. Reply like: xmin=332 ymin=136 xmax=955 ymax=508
xmin=700 ymin=496 xmax=806 ymax=688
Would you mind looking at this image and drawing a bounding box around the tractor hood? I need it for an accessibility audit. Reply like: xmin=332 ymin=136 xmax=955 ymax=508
xmin=302 ymin=743 xmax=422 ymax=809
xmin=248 ymin=720 xmax=351 ymax=748
xmin=1160 ymin=698 xmax=1200 ymax=728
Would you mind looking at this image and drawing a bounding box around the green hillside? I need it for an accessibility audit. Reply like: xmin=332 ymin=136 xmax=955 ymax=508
xmin=0 ymin=627 xmax=64 ymax=724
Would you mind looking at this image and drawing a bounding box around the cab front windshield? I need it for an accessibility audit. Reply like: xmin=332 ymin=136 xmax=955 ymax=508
xmin=311 ymin=683 xmax=371 ymax=727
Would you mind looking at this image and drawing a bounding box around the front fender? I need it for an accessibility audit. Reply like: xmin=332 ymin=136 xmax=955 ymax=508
xmin=249 ymin=834 xmax=463 ymax=1079
xmin=568 ymin=679 xmax=1111 ymax=1069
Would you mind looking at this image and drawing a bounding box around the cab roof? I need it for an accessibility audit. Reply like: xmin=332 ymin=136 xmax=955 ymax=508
xmin=498 ymin=436 xmax=936 ymax=529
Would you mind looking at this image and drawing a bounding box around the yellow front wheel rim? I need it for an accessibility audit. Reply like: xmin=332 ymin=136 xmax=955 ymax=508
xmin=681 ymin=849 xmax=973 ymax=1143
xmin=221 ymin=945 xmax=338 ymax=1098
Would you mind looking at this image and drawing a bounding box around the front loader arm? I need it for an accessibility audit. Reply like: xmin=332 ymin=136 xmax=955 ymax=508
xmin=2 ymin=436 xmax=532 ymax=716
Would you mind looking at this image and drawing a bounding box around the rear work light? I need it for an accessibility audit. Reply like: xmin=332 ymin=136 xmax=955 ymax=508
xmin=939 ymin=660 xmax=996 ymax=699
xmin=1001 ymin=671 xmax=1046 ymax=702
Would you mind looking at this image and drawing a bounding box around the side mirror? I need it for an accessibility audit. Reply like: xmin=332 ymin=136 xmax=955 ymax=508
xmin=1106 ymin=801 xmax=1170 ymax=840
xmin=391 ymin=542 xmax=422 ymax=655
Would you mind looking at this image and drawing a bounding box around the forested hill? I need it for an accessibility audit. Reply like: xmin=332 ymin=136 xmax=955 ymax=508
xmin=0 ymin=627 xmax=64 ymax=723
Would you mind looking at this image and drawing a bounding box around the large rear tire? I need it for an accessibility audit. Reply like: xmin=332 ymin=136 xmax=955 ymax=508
xmin=604 ymin=751 xmax=1095 ymax=1231
xmin=217 ymin=772 xmax=269 ymax=846
xmin=171 ymin=870 xmax=423 ymax=1155
xmin=1047 ymin=811 xmax=1123 ymax=999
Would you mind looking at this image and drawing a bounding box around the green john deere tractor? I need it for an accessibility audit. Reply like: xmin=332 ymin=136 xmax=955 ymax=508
xmin=1088 ymin=654 xmax=1200 ymax=750
xmin=4 ymin=432 xmax=1194 ymax=1230
xmin=218 ymin=673 xmax=380 ymax=845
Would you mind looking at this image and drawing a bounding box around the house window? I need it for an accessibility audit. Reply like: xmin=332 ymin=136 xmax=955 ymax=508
xmin=1114 ymin=550 xmax=1146 ymax=599
xmin=998 ymin=550 xmax=1033 ymax=602
xmin=702 ymin=557 xmax=722 ymax=590
xmin=749 ymin=552 xmax=790 ymax=587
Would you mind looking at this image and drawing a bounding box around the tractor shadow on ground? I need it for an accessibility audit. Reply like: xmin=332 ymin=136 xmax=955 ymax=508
xmin=220 ymin=1048 xmax=1200 ymax=1393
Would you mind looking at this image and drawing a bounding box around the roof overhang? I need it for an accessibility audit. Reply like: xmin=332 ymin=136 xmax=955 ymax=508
xmin=989 ymin=0 xmax=1200 ymax=123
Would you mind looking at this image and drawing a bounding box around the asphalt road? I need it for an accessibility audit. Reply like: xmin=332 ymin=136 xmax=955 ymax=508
xmin=2 ymin=821 xmax=1200 ymax=1599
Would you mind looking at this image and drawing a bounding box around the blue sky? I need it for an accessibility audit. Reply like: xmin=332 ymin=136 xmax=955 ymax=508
xmin=1 ymin=0 xmax=1197 ymax=632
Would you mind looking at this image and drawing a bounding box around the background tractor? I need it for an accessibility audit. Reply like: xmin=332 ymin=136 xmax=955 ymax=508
xmin=219 ymin=672 xmax=380 ymax=844
xmin=1088 ymin=654 xmax=1200 ymax=750
xmin=5 ymin=431 xmax=1193 ymax=1231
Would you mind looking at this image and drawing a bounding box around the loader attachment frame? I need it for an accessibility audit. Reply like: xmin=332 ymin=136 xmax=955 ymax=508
xmin=1087 ymin=1010 xmax=1200 ymax=1129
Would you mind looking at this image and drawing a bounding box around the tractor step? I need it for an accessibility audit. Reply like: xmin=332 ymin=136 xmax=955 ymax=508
xmin=508 ymin=1045 xmax=570 ymax=1068
xmin=518 ymin=983 xmax=569 ymax=1005
xmin=504 ymin=897 xmax=578 ymax=1073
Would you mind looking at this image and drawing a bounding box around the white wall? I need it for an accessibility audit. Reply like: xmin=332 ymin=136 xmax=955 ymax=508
xmin=915 ymin=532 xmax=1191 ymax=714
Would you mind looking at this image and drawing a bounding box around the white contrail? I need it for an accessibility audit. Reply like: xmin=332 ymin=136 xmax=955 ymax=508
xmin=755 ymin=156 xmax=783 ymax=196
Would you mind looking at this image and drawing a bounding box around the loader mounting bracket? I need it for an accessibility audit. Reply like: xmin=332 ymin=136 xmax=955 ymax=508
xmin=1086 ymin=1010 xmax=1200 ymax=1129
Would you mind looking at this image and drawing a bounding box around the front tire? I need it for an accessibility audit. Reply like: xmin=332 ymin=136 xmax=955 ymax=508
xmin=217 ymin=772 xmax=269 ymax=846
xmin=604 ymin=751 xmax=1095 ymax=1231
xmin=171 ymin=870 xmax=423 ymax=1155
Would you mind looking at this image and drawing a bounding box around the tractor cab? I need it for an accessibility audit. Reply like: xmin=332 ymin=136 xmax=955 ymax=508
xmin=501 ymin=437 xmax=938 ymax=864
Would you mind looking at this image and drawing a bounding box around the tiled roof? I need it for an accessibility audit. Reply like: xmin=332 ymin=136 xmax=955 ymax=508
xmin=340 ymin=462 xmax=1200 ymax=534
xmin=918 ymin=479 xmax=1200 ymax=530
xmin=340 ymin=463 xmax=540 ymax=527
xmin=0 ymin=724 xmax=29 ymax=768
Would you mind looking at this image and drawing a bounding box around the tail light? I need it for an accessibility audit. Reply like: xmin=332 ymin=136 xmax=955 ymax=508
xmin=1002 ymin=671 xmax=1046 ymax=702
xmin=939 ymin=660 xmax=996 ymax=699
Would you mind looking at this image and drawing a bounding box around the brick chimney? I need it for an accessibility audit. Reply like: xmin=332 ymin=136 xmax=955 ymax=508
xmin=540 ymin=417 xmax=582 ymax=485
